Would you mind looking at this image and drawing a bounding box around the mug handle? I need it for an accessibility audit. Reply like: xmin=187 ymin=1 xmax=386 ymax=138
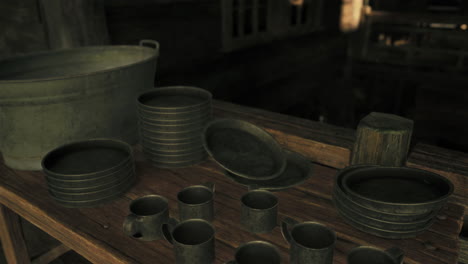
xmin=162 ymin=218 xmax=179 ymax=245
xmin=123 ymin=214 xmax=142 ymax=238
xmin=386 ymin=247 xmax=404 ymax=264
xmin=281 ymin=217 xmax=299 ymax=244
xmin=201 ymin=182 xmax=215 ymax=193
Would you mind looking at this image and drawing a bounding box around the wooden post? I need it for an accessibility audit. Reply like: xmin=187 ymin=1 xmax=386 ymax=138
xmin=0 ymin=205 xmax=31 ymax=264
xmin=39 ymin=0 xmax=110 ymax=49
xmin=351 ymin=112 xmax=414 ymax=166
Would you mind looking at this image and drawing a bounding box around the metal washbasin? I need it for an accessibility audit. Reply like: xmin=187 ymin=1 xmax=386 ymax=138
xmin=0 ymin=40 xmax=159 ymax=170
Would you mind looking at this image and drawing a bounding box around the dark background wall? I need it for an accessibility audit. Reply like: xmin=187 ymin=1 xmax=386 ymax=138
xmin=1 ymin=0 xmax=467 ymax=153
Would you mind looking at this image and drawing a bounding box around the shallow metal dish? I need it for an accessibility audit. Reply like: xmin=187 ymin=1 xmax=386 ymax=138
xmin=41 ymin=138 xmax=133 ymax=179
xmin=140 ymin=137 xmax=204 ymax=153
xmin=137 ymin=86 xmax=212 ymax=113
xmin=138 ymin=113 xmax=212 ymax=125
xmin=137 ymin=105 xmax=211 ymax=121
xmin=48 ymin=178 xmax=134 ymax=208
xmin=335 ymin=203 xmax=435 ymax=239
xmin=138 ymin=117 xmax=210 ymax=133
xmin=340 ymin=165 xmax=453 ymax=214
xmin=46 ymin=163 xmax=134 ymax=192
xmin=223 ymin=149 xmax=312 ymax=191
xmin=203 ymin=119 xmax=286 ymax=181
xmin=333 ymin=194 xmax=435 ymax=231
xmin=332 ymin=186 xmax=438 ymax=223
xmin=146 ymin=154 xmax=207 ymax=168
xmin=48 ymin=171 xmax=135 ymax=201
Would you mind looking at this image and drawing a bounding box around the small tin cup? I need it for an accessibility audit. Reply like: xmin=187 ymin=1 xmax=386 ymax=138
xmin=162 ymin=218 xmax=215 ymax=264
xmin=347 ymin=246 xmax=404 ymax=264
xmin=281 ymin=217 xmax=336 ymax=264
xmin=178 ymin=182 xmax=215 ymax=222
xmin=240 ymin=190 xmax=278 ymax=233
xmin=122 ymin=194 xmax=169 ymax=241
xmin=225 ymin=240 xmax=282 ymax=264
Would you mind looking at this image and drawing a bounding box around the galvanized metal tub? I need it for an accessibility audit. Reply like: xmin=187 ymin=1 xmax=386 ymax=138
xmin=0 ymin=40 xmax=159 ymax=170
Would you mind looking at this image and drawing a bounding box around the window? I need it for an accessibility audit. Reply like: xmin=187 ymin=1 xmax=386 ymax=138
xmin=221 ymin=0 xmax=324 ymax=52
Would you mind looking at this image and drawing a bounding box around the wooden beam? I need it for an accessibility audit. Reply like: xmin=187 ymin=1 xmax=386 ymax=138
xmin=0 ymin=204 xmax=31 ymax=264
xmin=31 ymin=244 xmax=71 ymax=264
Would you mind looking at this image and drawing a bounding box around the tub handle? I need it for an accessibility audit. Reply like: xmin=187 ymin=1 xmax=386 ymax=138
xmin=139 ymin=40 xmax=160 ymax=51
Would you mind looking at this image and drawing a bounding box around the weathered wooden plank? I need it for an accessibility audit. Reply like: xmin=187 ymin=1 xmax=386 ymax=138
xmin=0 ymin=204 xmax=31 ymax=264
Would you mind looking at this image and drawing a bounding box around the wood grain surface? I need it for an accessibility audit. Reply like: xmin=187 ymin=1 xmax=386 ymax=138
xmin=0 ymin=100 xmax=465 ymax=263
xmin=0 ymin=150 xmax=464 ymax=263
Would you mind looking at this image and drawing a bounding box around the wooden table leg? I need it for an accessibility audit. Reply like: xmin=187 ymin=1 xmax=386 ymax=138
xmin=0 ymin=204 xmax=31 ymax=264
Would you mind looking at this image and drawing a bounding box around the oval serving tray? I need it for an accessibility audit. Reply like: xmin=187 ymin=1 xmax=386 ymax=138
xmin=223 ymin=149 xmax=312 ymax=191
xmin=203 ymin=119 xmax=286 ymax=181
xmin=340 ymin=165 xmax=454 ymax=214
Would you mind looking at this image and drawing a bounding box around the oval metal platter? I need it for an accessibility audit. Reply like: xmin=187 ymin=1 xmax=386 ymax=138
xmin=203 ymin=119 xmax=286 ymax=181
xmin=223 ymin=149 xmax=312 ymax=191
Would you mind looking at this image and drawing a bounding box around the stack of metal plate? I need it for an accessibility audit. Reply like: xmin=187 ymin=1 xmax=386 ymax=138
xmin=41 ymin=139 xmax=136 ymax=208
xmin=137 ymin=86 xmax=212 ymax=168
xmin=333 ymin=165 xmax=454 ymax=239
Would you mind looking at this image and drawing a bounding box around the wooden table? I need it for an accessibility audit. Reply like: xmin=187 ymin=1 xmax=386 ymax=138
xmin=0 ymin=100 xmax=466 ymax=264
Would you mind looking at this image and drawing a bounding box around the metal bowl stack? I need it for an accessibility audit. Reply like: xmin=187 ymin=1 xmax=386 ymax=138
xmin=333 ymin=165 xmax=454 ymax=239
xmin=41 ymin=139 xmax=136 ymax=208
xmin=137 ymin=86 xmax=212 ymax=168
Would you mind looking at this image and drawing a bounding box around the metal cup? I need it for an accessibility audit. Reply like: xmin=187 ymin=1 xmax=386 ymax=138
xmin=225 ymin=241 xmax=282 ymax=264
xmin=347 ymin=246 xmax=404 ymax=264
xmin=281 ymin=217 xmax=336 ymax=264
xmin=178 ymin=182 xmax=215 ymax=222
xmin=241 ymin=190 xmax=278 ymax=233
xmin=122 ymin=195 xmax=169 ymax=241
xmin=162 ymin=218 xmax=215 ymax=264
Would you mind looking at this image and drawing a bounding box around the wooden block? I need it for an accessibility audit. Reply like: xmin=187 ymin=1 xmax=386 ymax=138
xmin=351 ymin=112 xmax=414 ymax=166
xmin=0 ymin=204 xmax=31 ymax=264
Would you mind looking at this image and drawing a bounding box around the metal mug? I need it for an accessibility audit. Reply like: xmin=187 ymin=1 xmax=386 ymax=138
xmin=241 ymin=189 xmax=278 ymax=233
xmin=162 ymin=218 xmax=215 ymax=264
xmin=347 ymin=246 xmax=404 ymax=264
xmin=281 ymin=217 xmax=336 ymax=264
xmin=225 ymin=241 xmax=282 ymax=264
xmin=122 ymin=194 xmax=169 ymax=241
xmin=178 ymin=182 xmax=215 ymax=222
